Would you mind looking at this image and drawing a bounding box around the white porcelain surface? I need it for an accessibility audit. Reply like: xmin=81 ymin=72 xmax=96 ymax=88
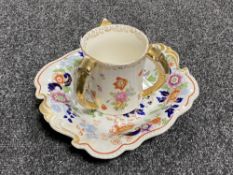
xmin=34 ymin=43 xmax=199 ymax=159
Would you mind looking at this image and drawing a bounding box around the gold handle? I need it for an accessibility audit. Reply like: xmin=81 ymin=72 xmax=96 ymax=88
xmin=142 ymin=44 xmax=169 ymax=97
xmin=76 ymin=18 xmax=112 ymax=109
xmin=100 ymin=18 xmax=112 ymax=26
xmin=76 ymin=58 xmax=97 ymax=109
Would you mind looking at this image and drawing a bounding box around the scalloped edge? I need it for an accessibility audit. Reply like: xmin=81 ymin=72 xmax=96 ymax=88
xmin=34 ymin=44 xmax=199 ymax=159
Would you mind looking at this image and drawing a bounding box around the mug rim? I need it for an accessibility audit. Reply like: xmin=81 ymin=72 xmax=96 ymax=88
xmin=80 ymin=24 xmax=149 ymax=67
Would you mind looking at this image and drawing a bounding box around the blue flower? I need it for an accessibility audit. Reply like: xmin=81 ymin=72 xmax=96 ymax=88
xmin=172 ymin=104 xmax=179 ymax=108
xmin=156 ymin=91 xmax=169 ymax=103
xmin=165 ymin=108 xmax=174 ymax=118
xmin=123 ymin=113 xmax=130 ymax=117
xmin=64 ymin=73 xmax=72 ymax=86
xmin=78 ymin=51 xmax=84 ymax=57
xmin=63 ymin=108 xmax=76 ymax=123
xmin=48 ymin=83 xmax=62 ymax=91
xmin=140 ymin=103 xmax=145 ymax=108
xmin=130 ymin=110 xmax=135 ymax=114
xmin=123 ymin=110 xmax=135 ymax=118
xmin=64 ymin=115 xmax=72 ymax=123
xmin=86 ymin=125 xmax=96 ymax=133
xmin=136 ymin=109 xmax=145 ymax=115
xmin=160 ymin=91 xmax=169 ymax=96
xmin=85 ymin=124 xmax=97 ymax=139
xmin=125 ymin=128 xmax=141 ymax=136
xmin=124 ymin=108 xmax=145 ymax=116
xmin=157 ymin=96 xmax=166 ymax=103
xmin=176 ymin=98 xmax=183 ymax=103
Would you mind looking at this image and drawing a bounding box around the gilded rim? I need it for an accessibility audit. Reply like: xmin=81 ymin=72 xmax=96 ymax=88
xmin=34 ymin=43 xmax=199 ymax=159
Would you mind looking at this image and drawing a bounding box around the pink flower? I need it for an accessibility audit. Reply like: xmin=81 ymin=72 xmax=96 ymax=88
xmin=51 ymin=91 xmax=69 ymax=103
xmin=115 ymin=91 xmax=128 ymax=102
xmin=167 ymin=73 xmax=182 ymax=88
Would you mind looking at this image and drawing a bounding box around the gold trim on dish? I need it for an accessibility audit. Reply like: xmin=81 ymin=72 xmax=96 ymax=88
xmin=34 ymin=42 xmax=200 ymax=159
xmin=39 ymin=95 xmax=54 ymax=122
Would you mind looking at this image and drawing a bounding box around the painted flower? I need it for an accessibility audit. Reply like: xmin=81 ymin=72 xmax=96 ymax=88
xmin=114 ymin=101 xmax=127 ymax=110
xmin=51 ymin=91 xmax=69 ymax=103
xmin=53 ymin=72 xmax=65 ymax=85
xmin=150 ymin=117 xmax=161 ymax=125
xmin=85 ymin=124 xmax=98 ymax=139
xmin=167 ymin=73 xmax=182 ymax=88
xmin=110 ymin=80 xmax=135 ymax=110
xmin=101 ymin=104 xmax=107 ymax=110
xmin=115 ymin=91 xmax=128 ymax=102
xmin=113 ymin=77 xmax=128 ymax=90
xmin=111 ymin=136 xmax=121 ymax=145
xmin=141 ymin=123 xmax=152 ymax=131
xmin=110 ymin=124 xmax=134 ymax=135
xmin=167 ymin=89 xmax=180 ymax=103
xmin=52 ymin=72 xmax=72 ymax=86
xmin=48 ymin=83 xmax=62 ymax=91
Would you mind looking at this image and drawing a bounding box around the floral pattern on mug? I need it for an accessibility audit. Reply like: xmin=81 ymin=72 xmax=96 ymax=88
xmin=113 ymin=77 xmax=128 ymax=90
xmin=110 ymin=77 xmax=136 ymax=110
xmin=101 ymin=104 xmax=108 ymax=110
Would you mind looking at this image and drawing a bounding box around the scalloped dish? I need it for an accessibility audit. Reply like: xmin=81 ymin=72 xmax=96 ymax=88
xmin=34 ymin=43 xmax=199 ymax=159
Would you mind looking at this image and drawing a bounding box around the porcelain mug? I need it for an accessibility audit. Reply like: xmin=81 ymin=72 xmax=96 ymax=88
xmin=76 ymin=19 xmax=169 ymax=115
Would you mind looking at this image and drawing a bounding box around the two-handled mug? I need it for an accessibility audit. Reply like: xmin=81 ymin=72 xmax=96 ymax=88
xmin=76 ymin=19 xmax=169 ymax=115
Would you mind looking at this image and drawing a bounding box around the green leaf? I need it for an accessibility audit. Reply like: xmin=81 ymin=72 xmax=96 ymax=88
xmin=53 ymin=68 xmax=65 ymax=73
xmin=110 ymin=92 xmax=115 ymax=96
xmin=66 ymin=66 xmax=74 ymax=71
xmin=88 ymin=110 xmax=95 ymax=117
xmin=162 ymin=83 xmax=170 ymax=90
xmin=162 ymin=118 xmax=169 ymax=125
xmin=73 ymin=59 xmax=81 ymax=67
xmin=147 ymin=75 xmax=156 ymax=83
xmin=63 ymin=86 xmax=71 ymax=93
xmin=73 ymin=106 xmax=79 ymax=112
xmin=149 ymin=104 xmax=166 ymax=115
xmin=178 ymin=83 xmax=188 ymax=89
xmin=98 ymin=112 xmax=103 ymax=116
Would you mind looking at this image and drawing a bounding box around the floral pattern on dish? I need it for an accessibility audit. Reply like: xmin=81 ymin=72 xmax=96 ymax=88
xmin=35 ymin=44 xmax=199 ymax=159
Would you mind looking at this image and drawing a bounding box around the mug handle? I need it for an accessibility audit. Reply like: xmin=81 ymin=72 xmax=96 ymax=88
xmin=76 ymin=58 xmax=98 ymax=109
xmin=142 ymin=44 xmax=169 ymax=97
xmin=76 ymin=19 xmax=112 ymax=110
xmin=76 ymin=19 xmax=169 ymax=109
